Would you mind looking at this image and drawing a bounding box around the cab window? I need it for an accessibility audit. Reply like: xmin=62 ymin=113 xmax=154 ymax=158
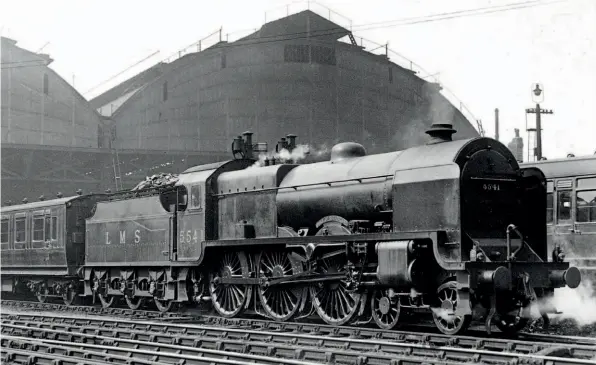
xmin=577 ymin=190 xmax=596 ymax=223
xmin=190 ymin=185 xmax=201 ymax=209
xmin=557 ymin=190 xmax=572 ymax=222
xmin=0 ymin=218 xmax=9 ymax=249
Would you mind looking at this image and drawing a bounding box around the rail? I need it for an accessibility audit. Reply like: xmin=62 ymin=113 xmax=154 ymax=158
xmin=2 ymin=310 xmax=595 ymax=363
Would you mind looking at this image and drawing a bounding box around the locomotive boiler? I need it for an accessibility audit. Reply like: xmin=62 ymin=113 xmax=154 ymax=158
xmin=0 ymin=123 xmax=581 ymax=336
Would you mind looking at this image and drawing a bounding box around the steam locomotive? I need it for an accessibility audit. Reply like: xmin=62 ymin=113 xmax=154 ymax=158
xmin=0 ymin=123 xmax=581 ymax=335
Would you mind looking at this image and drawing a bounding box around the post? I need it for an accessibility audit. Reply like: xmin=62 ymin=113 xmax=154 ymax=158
xmin=535 ymin=103 xmax=542 ymax=160
xmin=494 ymin=108 xmax=499 ymax=141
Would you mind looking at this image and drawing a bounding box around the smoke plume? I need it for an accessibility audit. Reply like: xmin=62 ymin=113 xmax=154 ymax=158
xmin=249 ymin=143 xmax=330 ymax=168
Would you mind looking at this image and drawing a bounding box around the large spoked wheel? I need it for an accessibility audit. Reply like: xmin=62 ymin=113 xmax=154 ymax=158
xmin=36 ymin=286 xmax=49 ymax=304
xmin=432 ymin=281 xmax=472 ymax=335
xmin=309 ymin=252 xmax=361 ymax=326
xmin=495 ymin=310 xmax=529 ymax=334
xmin=371 ymin=289 xmax=401 ymax=330
xmin=125 ymin=296 xmax=144 ymax=310
xmin=257 ymin=251 xmax=305 ymax=321
xmin=209 ymin=251 xmax=252 ymax=318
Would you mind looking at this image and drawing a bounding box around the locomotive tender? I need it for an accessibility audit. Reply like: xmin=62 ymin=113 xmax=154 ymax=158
xmin=0 ymin=124 xmax=581 ymax=335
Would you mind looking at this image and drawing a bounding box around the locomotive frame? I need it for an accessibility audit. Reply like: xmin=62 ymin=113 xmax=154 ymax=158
xmin=0 ymin=126 xmax=582 ymax=336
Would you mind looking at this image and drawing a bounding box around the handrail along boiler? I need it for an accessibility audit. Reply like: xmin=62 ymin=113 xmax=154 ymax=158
xmin=0 ymin=124 xmax=581 ymax=336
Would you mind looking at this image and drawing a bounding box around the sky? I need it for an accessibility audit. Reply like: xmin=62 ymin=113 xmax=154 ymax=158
xmin=1 ymin=0 xmax=594 ymax=159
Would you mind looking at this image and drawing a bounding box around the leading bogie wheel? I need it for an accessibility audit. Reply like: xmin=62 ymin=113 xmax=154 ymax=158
xmin=209 ymin=251 xmax=252 ymax=318
xmin=431 ymin=281 xmax=472 ymax=335
xmin=309 ymin=252 xmax=361 ymax=326
xmin=256 ymin=250 xmax=305 ymax=321
xmin=371 ymin=289 xmax=401 ymax=330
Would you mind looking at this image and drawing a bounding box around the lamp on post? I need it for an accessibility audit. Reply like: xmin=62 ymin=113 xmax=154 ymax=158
xmin=525 ymin=83 xmax=553 ymax=161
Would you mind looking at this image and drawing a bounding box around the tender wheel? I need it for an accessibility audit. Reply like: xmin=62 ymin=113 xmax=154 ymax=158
xmin=125 ymin=296 xmax=145 ymax=310
xmin=257 ymin=251 xmax=305 ymax=321
xmin=36 ymin=286 xmax=49 ymax=303
xmin=495 ymin=312 xmax=529 ymax=334
xmin=309 ymin=252 xmax=361 ymax=325
xmin=371 ymin=290 xmax=401 ymax=330
xmin=62 ymin=286 xmax=77 ymax=306
xmin=154 ymin=298 xmax=173 ymax=312
xmin=432 ymin=281 xmax=472 ymax=335
xmin=209 ymin=251 xmax=252 ymax=318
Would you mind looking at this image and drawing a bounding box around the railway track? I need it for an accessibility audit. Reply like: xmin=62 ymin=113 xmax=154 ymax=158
xmin=0 ymin=299 xmax=192 ymax=321
xmin=2 ymin=299 xmax=594 ymax=346
xmin=2 ymin=311 xmax=595 ymax=365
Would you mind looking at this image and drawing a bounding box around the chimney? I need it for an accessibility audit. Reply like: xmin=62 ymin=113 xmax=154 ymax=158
xmin=494 ymin=108 xmax=500 ymax=141
xmin=425 ymin=123 xmax=456 ymax=145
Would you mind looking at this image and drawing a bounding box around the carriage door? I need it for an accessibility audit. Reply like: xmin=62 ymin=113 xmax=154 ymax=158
xmin=553 ymin=179 xmax=574 ymax=255
xmin=574 ymin=177 xmax=596 ymax=267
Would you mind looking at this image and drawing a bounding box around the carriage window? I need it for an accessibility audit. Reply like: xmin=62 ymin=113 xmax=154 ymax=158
xmin=45 ymin=216 xmax=51 ymax=240
xmin=577 ymin=177 xmax=596 ymax=190
xmin=1 ymin=218 xmax=9 ymax=249
xmin=190 ymin=185 xmax=201 ymax=209
xmin=576 ymin=190 xmax=596 ymax=223
xmin=15 ymin=217 xmax=26 ymax=247
xmin=32 ymin=215 xmax=45 ymax=242
xmin=51 ymin=216 xmax=58 ymax=241
xmin=557 ymin=190 xmax=572 ymax=222
xmin=546 ymin=193 xmax=554 ymax=223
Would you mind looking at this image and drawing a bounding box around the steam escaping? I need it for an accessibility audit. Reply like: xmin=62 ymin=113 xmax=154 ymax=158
xmin=547 ymin=279 xmax=596 ymax=326
xmin=249 ymin=143 xmax=330 ymax=168
xmin=430 ymin=307 xmax=455 ymax=321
